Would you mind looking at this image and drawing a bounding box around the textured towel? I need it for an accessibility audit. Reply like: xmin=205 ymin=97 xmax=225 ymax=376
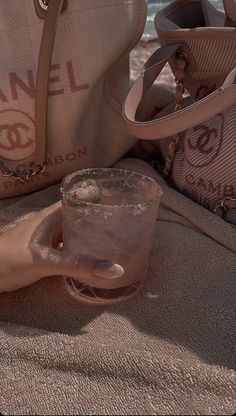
xmin=0 ymin=158 xmax=235 ymax=416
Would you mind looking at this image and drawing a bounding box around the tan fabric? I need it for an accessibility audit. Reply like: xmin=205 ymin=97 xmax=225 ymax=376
xmin=155 ymin=0 xmax=236 ymax=99
xmin=123 ymin=47 xmax=236 ymax=140
xmin=0 ymin=158 xmax=235 ymax=415
xmin=122 ymin=42 xmax=236 ymax=224
xmin=171 ymin=102 xmax=236 ymax=221
xmin=123 ymin=0 xmax=236 ymax=225
xmin=0 ymin=0 xmax=147 ymax=198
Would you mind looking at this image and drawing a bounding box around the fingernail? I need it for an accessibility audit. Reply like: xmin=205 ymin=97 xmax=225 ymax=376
xmin=95 ymin=261 xmax=124 ymax=279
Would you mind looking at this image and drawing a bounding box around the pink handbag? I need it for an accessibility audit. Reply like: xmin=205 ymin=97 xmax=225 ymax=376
xmin=0 ymin=0 xmax=147 ymax=198
xmin=123 ymin=0 xmax=236 ymax=226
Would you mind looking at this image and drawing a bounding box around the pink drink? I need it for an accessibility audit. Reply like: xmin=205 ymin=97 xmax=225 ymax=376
xmin=61 ymin=168 xmax=162 ymax=304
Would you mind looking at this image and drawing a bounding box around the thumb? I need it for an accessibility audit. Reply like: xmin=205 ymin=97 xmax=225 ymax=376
xmin=42 ymin=247 xmax=124 ymax=287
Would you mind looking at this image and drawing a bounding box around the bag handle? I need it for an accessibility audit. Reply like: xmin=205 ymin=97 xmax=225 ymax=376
xmin=34 ymin=0 xmax=64 ymax=168
xmin=0 ymin=0 xmax=63 ymax=182
xmin=122 ymin=44 xmax=236 ymax=140
xmin=223 ymin=0 xmax=236 ymax=26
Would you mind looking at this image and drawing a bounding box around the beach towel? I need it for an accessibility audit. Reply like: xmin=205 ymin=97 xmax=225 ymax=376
xmin=0 ymin=158 xmax=235 ymax=415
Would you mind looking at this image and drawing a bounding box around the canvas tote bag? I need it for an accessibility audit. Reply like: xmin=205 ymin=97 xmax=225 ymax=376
xmin=0 ymin=0 xmax=147 ymax=198
xmin=123 ymin=0 xmax=236 ymax=225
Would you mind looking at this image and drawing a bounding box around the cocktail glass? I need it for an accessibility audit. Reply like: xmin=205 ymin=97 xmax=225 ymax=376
xmin=61 ymin=168 xmax=162 ymax=304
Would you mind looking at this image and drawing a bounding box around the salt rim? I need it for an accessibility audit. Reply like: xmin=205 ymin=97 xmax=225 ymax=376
xmin=60 ymin=168 xmax=163 ymax=209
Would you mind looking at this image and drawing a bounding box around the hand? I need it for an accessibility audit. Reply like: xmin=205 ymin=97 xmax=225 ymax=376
xmin=0 ymin=201 xmax=124 ymax=294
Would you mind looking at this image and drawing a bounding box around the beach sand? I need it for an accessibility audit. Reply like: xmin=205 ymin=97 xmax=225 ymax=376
xmin=130 ymin=39 xmax=175 ymax=88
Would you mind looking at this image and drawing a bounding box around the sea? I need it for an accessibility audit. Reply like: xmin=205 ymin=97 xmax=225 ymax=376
xmin=144 ymin=0 xmax=224 ymax=39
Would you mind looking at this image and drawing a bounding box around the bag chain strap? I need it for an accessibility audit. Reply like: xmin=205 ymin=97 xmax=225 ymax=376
xmin=160 ymin=53 xmax=236 ymax=219
xmin=0 ymin=0 xmax=63 ymax=184
xmin=214 ymin=196 xmax=236 ymax=218
xmin=163 ymin=52 xmax=188 ymax=177
xmin=0 ymin=161 xmax=46 ymax=183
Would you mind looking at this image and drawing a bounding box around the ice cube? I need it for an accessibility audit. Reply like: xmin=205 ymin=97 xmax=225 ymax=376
xmin=72 ymin=179 xmax=101 ymax=203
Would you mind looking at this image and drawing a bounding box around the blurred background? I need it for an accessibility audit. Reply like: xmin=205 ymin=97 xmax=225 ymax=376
xmin=144 ymin=0 xmax=224 ymax=39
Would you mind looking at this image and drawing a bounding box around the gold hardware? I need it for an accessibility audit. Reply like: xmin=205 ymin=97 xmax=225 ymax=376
xmin=39 ymin=0 xmax=49 ymax=11
xmin=35 ymin=0 xmax=67 ymax=19
xmin=214 ymin=196 xmax=236 ymax=215
xmin=219 ymin=87 xmax=225 ymax=95
xmin=0 ymin=161 xmax=47 ymax=183
xmin=163 ymin=52 xmax=188 ymax=178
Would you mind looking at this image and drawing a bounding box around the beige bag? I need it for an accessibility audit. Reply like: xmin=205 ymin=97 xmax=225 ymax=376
xmin=0 ymin=0 xmax=147 ymax=198
xmin=123 ymin=0 xmax=236 ymax=226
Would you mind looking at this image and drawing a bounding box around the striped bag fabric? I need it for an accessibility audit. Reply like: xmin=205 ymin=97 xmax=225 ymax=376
xmin=123 ymin=0 xmax=236 ymax=226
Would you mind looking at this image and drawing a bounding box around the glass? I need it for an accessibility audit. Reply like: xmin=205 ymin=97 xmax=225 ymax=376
xmin=61 ymin=168 xmax=163 ymax=305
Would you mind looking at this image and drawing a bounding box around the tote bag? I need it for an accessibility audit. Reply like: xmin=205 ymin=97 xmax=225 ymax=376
xmin=123 ymin=0 xmax=236 ymax=225
xmin=0 ymin=0 xmax=147 ymax=198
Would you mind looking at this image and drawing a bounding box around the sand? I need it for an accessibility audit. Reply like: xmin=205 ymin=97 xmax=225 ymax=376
xmin=130 ymin=39 xmax=175 ymax=88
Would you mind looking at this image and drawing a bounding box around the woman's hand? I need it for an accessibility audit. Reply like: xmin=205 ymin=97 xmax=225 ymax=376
xmin=0 ymin=201 xmax=123 ymax=294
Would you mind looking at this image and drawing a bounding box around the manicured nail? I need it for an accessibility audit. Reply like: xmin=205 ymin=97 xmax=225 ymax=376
xmin=95 ymin=261 xmax=124 ymax=279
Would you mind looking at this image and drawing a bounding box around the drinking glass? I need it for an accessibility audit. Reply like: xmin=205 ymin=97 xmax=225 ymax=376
xmin=61 ymin=168 xmax=162 ymax=304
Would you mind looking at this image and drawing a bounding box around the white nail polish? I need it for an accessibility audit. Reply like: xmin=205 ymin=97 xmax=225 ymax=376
xmin=95 ymin=261 xmax=124 ymax=279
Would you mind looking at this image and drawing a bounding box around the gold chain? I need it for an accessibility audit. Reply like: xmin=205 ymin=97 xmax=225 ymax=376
xmin=0 ymin=161 xmax=46 ymax=183
xmin=163 ymin=53 xmax=188 ymax=178
xmin=214 ymin=196 xmax=236 ymax=215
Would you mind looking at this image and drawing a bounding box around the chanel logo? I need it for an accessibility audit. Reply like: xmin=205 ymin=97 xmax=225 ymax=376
xmin=184 ymin=114 xmax=224 ymax=168
xmin=0 ymin=122 xmax=33 ymax=151
xmin=0 ymin=109 xmax=35 ymax=161
xmin=187 ymin=125 xmax=216 ymax=155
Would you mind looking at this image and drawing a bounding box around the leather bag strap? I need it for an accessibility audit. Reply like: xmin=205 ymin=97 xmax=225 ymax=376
xmin=34 ymin=0 xmax=64 ymax=165
xmin=0 ymin=0 xmax=63 ymax=181
xmin=223 ymin=0 xmax=236 ymax=26
xmin=122 ymin=44 xmax=236 ymax=140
